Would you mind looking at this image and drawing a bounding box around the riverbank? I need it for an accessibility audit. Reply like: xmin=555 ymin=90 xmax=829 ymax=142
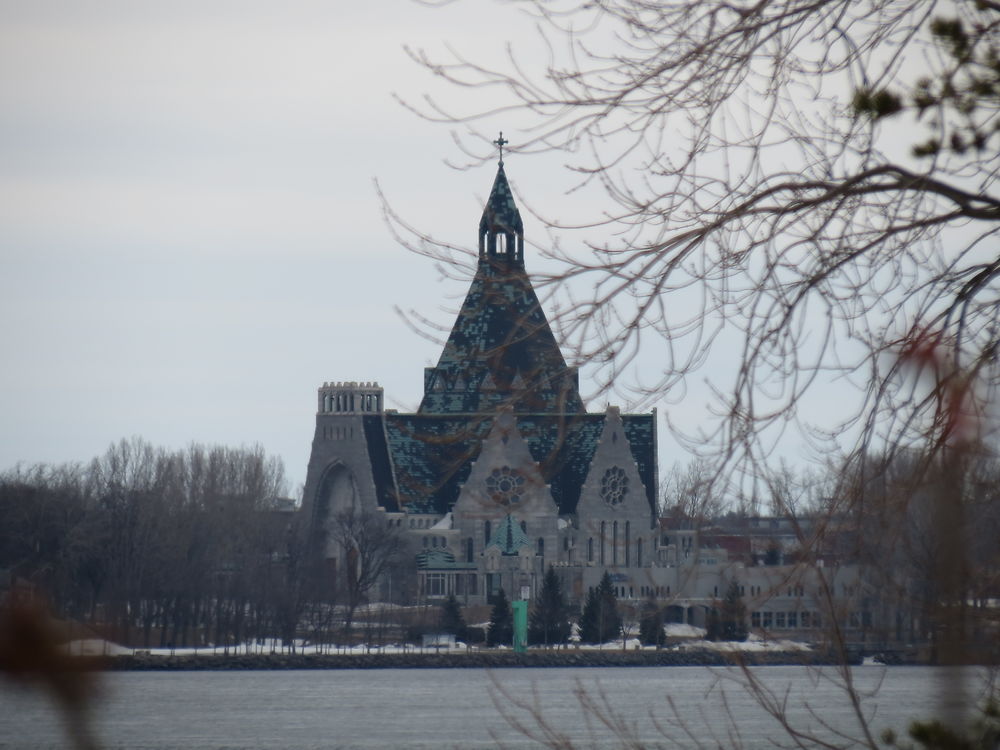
xmin=105 ymin=647 xmax=858 ymax=670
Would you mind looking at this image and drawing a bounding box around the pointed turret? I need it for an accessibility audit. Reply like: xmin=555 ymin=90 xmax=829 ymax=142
xmin=479 ymin=161 xmax=524 ymax=267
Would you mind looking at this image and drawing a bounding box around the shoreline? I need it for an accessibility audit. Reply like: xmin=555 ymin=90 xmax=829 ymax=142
xmin=102 ymin=648 xmax=861 ymax=671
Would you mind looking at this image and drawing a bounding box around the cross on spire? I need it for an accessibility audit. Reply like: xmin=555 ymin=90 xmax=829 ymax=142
xmin=493 ymin=131 xmax=509 ymax=165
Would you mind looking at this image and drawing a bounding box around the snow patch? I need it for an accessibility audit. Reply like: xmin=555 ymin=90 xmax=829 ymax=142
xmin=663 ymin=623 xmax=706 ymax=638
xmin=62 ymin=639 xmax=132 ymax=656
xmin=429 ymin=513 xmax=452 ymax=530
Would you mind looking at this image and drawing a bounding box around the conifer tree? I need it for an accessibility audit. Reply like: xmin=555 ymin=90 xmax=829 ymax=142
xmin=579 ymin=571 xmax=620 ymax=644
xmin=439 ymin=594 xmax=466 ymax=641
xmin=705 ymin=607 xmax=722 ymax=642
xmin=638 ymin=597 xmax=665 ymax=647
xmin=720 ymin=580 xmax=749 ymax=642
xmin=528 ymin=567 xmax=571 ymax=646
xmin=486 ymin=588 xmax=513 ymax=647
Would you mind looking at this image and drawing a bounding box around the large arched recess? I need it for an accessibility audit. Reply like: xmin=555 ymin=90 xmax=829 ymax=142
xmin=311 ymin=463 xmax=359 ymax=556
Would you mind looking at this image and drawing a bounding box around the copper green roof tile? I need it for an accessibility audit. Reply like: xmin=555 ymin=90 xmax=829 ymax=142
xmin=417 ymin=264 xmax=584 ymax=414
xmin=416 ymin=547 xmax=477 ymax=570
xmin=419 ymin=162 xmax=585 ymax=415
xmin=376 ymin=411 xmax=656 ymax=516
xmin=487 ymin=514 xmax=530 ymax=555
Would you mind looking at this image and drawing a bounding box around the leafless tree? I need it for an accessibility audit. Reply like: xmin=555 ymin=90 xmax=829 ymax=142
xmin=0 ymin=439 xmax=291 ymax=650
xmin=324 ymin=508 xmax=403 ymax=639
xmin=660 ymin=458 xmax=726 ymax=521
xmin=401 ymin=0 xmax=1000 ymax=482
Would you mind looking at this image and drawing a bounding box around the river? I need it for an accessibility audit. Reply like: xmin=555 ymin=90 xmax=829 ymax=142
xmin=0 ymin=665 xmax=992 ymax=749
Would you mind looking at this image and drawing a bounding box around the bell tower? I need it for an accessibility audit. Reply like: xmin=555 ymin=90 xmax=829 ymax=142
xmin=478 ymin=132 xmax=524 ymax=267
xmin=300 ymin=381 xmax=395 ymax=554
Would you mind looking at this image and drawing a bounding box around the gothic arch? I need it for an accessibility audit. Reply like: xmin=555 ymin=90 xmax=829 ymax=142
xmin=315 ymin=462 xmax=360 ymax=521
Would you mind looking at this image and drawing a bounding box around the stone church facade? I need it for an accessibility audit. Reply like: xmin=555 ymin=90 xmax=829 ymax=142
xmin=299 ymin=158 xmax=664 ymax=607
xmin=296 ymin=158 xmax=869 ymax=639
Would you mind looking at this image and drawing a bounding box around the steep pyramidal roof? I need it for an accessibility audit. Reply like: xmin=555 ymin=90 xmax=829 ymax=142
xmin=418 ymin=162 xmax=585 ymax=415
xmin=479 ymin=162 xmax=523 ymax=244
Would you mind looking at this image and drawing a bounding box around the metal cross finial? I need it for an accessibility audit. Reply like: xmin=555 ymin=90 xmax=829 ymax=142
xmin=493 ymin=131 xmax=509 ymax=165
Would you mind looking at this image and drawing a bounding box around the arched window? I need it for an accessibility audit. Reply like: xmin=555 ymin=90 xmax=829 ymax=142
xmin=625 ymin=521 xmax=631 ymax=567
xmin=588 ymin=537 xmax=594 ymax=562
xmin=637 ymin=538 xmax=643 ymax=568
xmin=466 ymin=537 xmax=474 ymax=563
xmin=537 ymin=537 xmax=544 ymax=556
xmin=613 ymin=521 xmax=619 ymax=566
xmin=600 ymin=522 xmax=606 ymax=565
xmin=484 ymin=521 xmax=492 ymax=546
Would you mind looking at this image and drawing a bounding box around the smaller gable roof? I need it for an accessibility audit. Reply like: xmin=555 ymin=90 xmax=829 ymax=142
xmin=487 ymin=514 xmax=530 ymax=555
xmin=416 ymin=548 xmax=476 ymax=570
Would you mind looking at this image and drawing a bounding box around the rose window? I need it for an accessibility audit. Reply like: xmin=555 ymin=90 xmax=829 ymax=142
xmin=485 ymin=466 xmax=525 ymax=505
xmin=600 ymin=467 xmax=629 ymax=506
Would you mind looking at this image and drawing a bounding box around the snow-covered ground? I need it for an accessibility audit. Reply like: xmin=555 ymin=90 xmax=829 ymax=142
xmin=62 ymin=630 xmax=815 ymax=658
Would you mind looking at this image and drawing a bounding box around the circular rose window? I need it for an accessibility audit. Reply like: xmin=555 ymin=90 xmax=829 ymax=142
xmin=600 ymin=467 xmax=629 ymax=506
xmin=485 ymin=466 xmax=525 ymax=505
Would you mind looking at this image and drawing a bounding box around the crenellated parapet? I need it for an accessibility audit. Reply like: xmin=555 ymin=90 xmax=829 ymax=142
xmin=317 ymin=381 xmax=383 ymax=415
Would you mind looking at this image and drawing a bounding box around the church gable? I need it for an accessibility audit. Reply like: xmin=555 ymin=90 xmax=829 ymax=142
xmin=452 ymin=412 xmax=557 ymax=521
xmin=576 ymin=407 xmax=653 ymax=524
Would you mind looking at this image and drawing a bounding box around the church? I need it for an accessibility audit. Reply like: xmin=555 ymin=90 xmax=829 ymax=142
xmin=298 ymin=150 xmax=662 ymax=607
xmin=295 ymin=149 xmax=873 ymax=643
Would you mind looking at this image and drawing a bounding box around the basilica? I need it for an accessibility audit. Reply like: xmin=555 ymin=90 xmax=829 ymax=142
xmin=299 ymin=155 xmax=661 ymax=607
xmin=297 ymin=155 xmax=868 ymax=640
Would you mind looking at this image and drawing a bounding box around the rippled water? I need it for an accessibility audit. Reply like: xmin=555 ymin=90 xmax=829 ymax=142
xmin=0 ymin=665 xmax=991 ymax=749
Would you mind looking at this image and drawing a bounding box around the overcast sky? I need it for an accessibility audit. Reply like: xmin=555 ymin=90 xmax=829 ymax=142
xmin=0 ymin=1 xmax=857 ymax=495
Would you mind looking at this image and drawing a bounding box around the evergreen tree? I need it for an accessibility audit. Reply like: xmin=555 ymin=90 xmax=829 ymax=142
xmin=528 ymin=567 xmax=571 ymax=646
xmin=763 ymin=543 xmax=782 ymax=566
xmin=638 ymin=597 xmax=665 ymax=647
xmin=720 ymin=580 xmax=749 ymax=642
xmin=486 ymin=588 xmax=513 ymax=647
xmin=705 ymin=607 xmax=722 ymax=642
xmin=579 ymin=572 xmax=620 ymax=644
xmin=579 ymin=588 xmax=600 ymax=644
xmin=439 ymin=594 xmax=466 ymax=641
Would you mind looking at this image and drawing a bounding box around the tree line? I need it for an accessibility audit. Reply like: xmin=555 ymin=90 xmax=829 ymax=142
xmin=469 ymin=569 xmax=747 ymax=650
xmin=0 ymin=437 xmax=294 ymax=649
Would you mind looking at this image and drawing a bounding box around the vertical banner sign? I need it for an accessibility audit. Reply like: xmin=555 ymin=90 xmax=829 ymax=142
xmin=512 ymin=600 xmax=528 ymax=653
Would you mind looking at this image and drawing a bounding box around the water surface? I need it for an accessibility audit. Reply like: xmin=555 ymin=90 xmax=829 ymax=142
xmin=0 ymin=665 xmax=989 ymax=749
